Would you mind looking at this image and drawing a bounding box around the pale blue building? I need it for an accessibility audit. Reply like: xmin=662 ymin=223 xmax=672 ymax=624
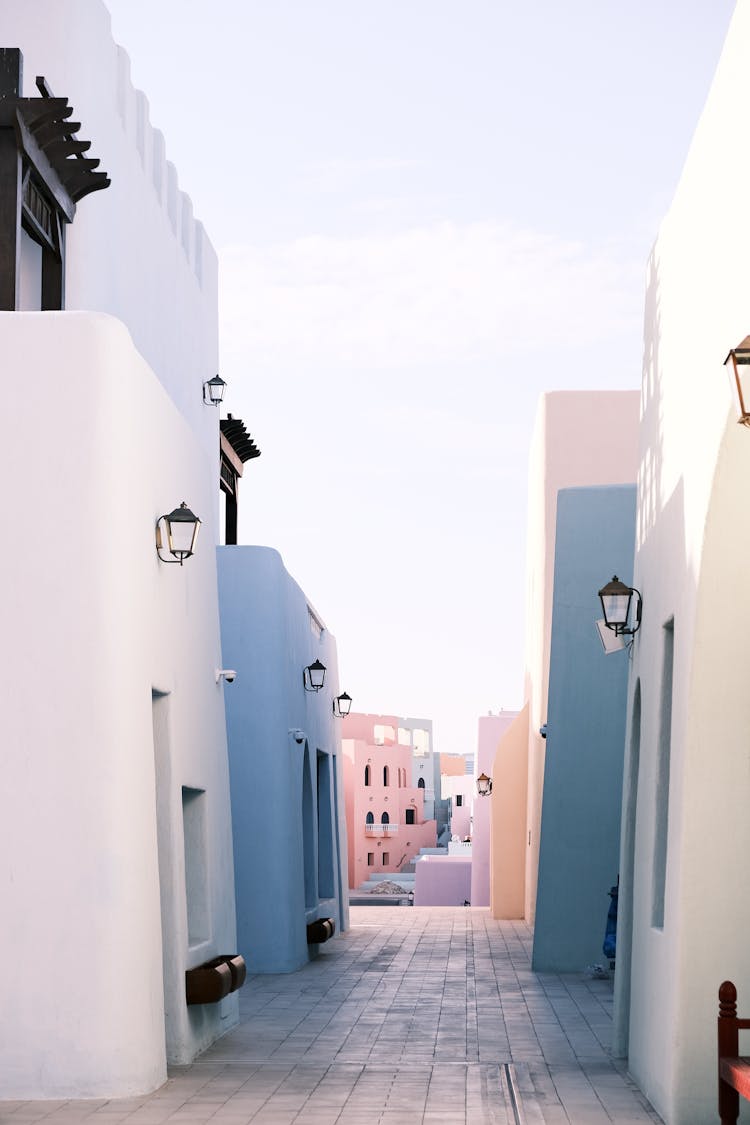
xmin=217 ymin=546 xmax=349 ymax=974
xmin=532 ymin=484 xmax=636 ymax=972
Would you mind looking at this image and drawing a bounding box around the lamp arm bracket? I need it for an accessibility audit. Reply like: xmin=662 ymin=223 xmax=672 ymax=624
xmin=155 ymin=516 xmax=187 ymax=565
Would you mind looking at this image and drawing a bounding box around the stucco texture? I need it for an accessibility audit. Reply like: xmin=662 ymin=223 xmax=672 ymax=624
xmin=612 ymin=4 xmax=750 ymax=1120
xmin=532 ymin=485 xmax=635 ymax=973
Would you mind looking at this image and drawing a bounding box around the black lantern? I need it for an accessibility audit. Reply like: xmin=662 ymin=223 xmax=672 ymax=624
xmin=724 ymin=337 xmax=750 ymax=426
xmin=203 ymin=374 xmax=227 ymax=406
xmin=476 ymin=773 xmax=493 ymax=797
xmin=303 ymin=659 xmax=326 ymax=692
xmin=333 ymin=692 xmax=352 ymax=718
xmin=156 ymin=502 xmax=201 ymax=564
xmin=598 ymin=575 xmax=642 ymax=636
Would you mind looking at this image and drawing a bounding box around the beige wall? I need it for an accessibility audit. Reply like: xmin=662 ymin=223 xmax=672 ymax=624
xmin=489 ymin=705 xmax=529 ymax=919
xmin=523 ymin=390 xmax=639 ymax=921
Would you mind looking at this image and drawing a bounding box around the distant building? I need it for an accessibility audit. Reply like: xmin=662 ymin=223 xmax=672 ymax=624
xmin=442 ymin=774 xmax=474 ymax=840
xmin=441 ymin=754 xmax=469 ymax=778
xmin=342 ymin=713 xmax=437 ymax=888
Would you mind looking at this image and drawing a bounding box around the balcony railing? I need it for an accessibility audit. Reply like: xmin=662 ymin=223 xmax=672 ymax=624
xmin=364 ymin=823 xmax=399 ymax=836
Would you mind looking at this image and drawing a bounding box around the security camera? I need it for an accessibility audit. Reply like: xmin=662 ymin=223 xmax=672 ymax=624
xmin=289 ymin=728 xmax=306 ymax=744
xmin=216 ymin=669 xmax=237 ymax=684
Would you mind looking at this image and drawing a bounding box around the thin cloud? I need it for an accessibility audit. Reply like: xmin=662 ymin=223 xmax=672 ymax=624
xmin=300 ymin=156 xmax=421 ymax=192
xmin=220 ymin=221 xmax=643 ymax=370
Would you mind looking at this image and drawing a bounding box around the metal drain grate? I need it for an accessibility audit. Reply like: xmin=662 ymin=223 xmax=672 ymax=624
xmin=504 ymin=1062 xmax=522 ymax=1125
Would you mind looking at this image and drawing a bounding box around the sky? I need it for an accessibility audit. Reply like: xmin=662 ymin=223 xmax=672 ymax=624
xmin=105 ymin=0 xmax=736 ymax=756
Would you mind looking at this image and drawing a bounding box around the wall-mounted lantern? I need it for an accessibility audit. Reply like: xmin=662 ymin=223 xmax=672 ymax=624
xmin=303 ymin=659 xmax=326 ymax=692
xmin=476 ymin=773 xmax=493 ymax=797
xmin=156 ymin=502 xmax=201 ymax=565
xmin=333 ymin=692 xmax=352 ymax=718
xmin=203 ymin=374 xmax=227 ymax=406
xmin=724 ymin=337 xmax=750 ymax=426
xmin=598 ymin=575 xmax=642 ymax=636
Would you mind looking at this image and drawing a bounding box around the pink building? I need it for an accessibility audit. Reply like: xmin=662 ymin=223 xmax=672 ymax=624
xmin=472 ymin=712 xmax=518 ymax=906
xmin=342 ymin=713 xmax=437 ymax=889
xmin=441 ymin=774 xmax=473 ymax=840
xmin=414 ymin=856 xmax=471 ymax=906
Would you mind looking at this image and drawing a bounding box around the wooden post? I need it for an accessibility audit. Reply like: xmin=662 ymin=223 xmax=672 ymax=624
xmin=41 ymin=216 xmax=65 ymax=310
xmin=719 ymin=980 xmax=740 ymax=1125
xmin=0 ymin=49 xmax=22 ymax=310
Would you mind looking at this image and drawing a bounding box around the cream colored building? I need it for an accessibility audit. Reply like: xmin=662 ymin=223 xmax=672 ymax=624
xmin=489 ymin=391 xmax=639 ymax=924
xmin=613 ymin=4 xmax=750 ymax=1121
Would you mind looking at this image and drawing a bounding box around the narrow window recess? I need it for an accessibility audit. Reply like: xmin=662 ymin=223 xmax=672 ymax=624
xmin=652 ymin=618 xmax=674 ymax=930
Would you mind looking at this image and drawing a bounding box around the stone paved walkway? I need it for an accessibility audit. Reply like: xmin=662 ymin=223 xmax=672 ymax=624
xmin=0 ymin=908 xmax=662 ymax=1124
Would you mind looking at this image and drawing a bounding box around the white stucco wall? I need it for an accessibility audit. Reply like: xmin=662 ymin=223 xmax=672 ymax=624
xmin=0 ymin=313 xmax=237 ymax=1097
xmin=523 ymin=391 xmax=639 ymax=922
xmin=613 ymin=5 xmax=750 ymax=1121
xmin=0 ymin=0 xmax=219 ymax=464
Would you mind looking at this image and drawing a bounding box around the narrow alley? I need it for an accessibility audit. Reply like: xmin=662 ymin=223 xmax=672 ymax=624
xmin=0 ymin=908 xmax=662 ymax=1124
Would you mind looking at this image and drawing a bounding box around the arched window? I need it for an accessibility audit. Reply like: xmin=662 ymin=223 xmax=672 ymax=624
xmin=418 ymin=777 xmax=425 ymax=790
xmin=383 ymin=765 xmax=390 ymax=786
xmin=381 ymin=811 xmax=390 ymax=824
xmin=364 ymin=764 xmax=371 ymax=786
xmin=366 ymin=812 xmax=374 ymax=824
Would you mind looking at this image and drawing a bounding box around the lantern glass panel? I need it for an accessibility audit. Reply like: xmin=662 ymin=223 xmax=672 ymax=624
xmin=169 ymin=516 xmax=200 ymax=557
xmin=601 ymin=590 xmax=631 ymax=626
xmin=308 ymin=661 xmax=326 ymax=690
xmin=207 ymin=376 xmax=226 ymax=404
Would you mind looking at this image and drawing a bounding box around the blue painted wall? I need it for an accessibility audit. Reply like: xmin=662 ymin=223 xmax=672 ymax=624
xmin=217 ymin=546 xmax=349 ymax=973
xmin=532 ymin=485 xmax=635 ymax=972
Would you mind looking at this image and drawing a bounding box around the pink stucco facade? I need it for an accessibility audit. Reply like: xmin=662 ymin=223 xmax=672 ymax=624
xmin=342 ymin=713 xmax=437 ymax=889
xmin=414 ymin=856 xmax=472 ymax=906
xmin=471 ymin=711 xmax=518 ymax=907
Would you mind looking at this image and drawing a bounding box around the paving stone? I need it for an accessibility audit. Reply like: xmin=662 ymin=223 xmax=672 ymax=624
xmin=0 ymin=909 xmax=664 ymax=1124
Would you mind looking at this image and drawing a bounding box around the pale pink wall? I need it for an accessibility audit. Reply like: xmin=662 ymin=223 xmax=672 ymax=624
xmin=490 ymin=706 xmax=529 ymax=919
xmin=442 ymin=775 xmax=473 ymax=838
xmin=342 ymin=714 xmax=437 ymax=888
xmin=414 ymin=856 xmax=472 ymax=906
xmin=471 ymin=712 xmax=518 ymax=907
xmin=441 ymin=755 xmax=468 ymax=778
xmin=342 ymin=712 xmax=401 ymax=743
xmin=523 ymin=391 xmax=639 ymax=922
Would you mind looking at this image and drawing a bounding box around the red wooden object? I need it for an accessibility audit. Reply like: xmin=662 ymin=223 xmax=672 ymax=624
xmin=718 ymin=981 xmax=750 ymax=1123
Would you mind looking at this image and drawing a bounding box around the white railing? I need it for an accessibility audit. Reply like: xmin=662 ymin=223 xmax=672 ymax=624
xmin=365 ymin=823 xmax=399 ymax=836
